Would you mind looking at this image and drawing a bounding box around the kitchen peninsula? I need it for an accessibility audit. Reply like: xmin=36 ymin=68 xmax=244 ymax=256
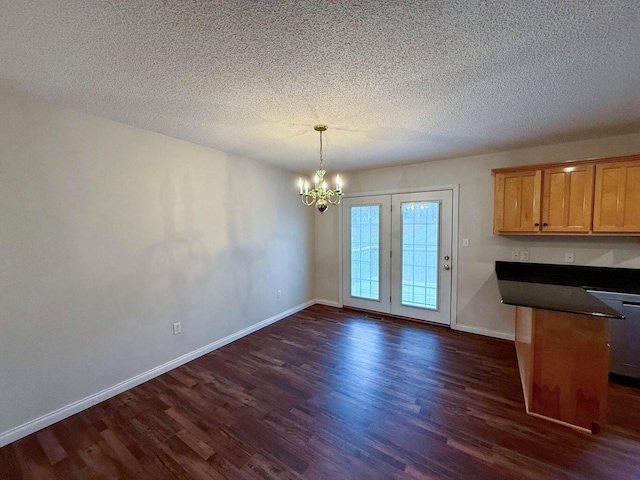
xmin=495 ymin=261 xmax=637 ymax=433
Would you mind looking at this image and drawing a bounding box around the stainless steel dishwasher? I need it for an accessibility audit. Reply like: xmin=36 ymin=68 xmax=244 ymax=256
xmin=588 ymin=290 xmax=640 ymax=380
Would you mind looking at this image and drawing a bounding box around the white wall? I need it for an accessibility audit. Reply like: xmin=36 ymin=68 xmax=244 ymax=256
xmin=317 ymin=133 xmax=640 ymax=338
xmin=0 ymin=85 xmax=315 ymax=442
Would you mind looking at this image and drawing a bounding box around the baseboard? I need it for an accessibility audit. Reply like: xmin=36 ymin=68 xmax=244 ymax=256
xmin=314 ymin=298 xmax=342 ymax=308
xmin=0 ymin=299 xmax=315 ymax=448
xmin=453 ymin=324 xmax=515 ymax=341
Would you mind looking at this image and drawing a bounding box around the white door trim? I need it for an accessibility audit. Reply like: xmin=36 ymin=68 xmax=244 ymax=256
xmin=343 ymin=184 xmax=460 ymax=198
xmin=339 ymin=184 xmax=459 ymax=331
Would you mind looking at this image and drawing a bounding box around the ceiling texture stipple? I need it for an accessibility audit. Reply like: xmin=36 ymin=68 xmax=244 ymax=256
xmin=0 ymin=1 xmax=638 ymax=172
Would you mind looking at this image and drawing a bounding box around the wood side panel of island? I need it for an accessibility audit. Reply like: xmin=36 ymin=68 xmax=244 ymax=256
xmin=515 ymin=306 xmax=534 ymax=411
xmin=515 ymin=306 xmax=610 ymax=433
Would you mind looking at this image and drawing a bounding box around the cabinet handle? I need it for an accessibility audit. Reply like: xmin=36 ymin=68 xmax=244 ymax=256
xmin=534 ymin=223 xmax=540 ymax=226
xmin=543 ymin=223 xmax=548 ymax=226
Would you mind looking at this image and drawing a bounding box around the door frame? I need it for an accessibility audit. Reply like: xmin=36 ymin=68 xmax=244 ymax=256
xmin=338 ymin=184 xmax=460 ymax=330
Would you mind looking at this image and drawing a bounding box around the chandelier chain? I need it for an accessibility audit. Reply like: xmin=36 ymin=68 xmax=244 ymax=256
xmin=319 ymin=130 xmax=323 ymax=169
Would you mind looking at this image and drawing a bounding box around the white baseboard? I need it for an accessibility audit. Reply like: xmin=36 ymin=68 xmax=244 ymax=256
xmin=0 ymin=299 xmax=315 ymax=448
xmin=314 ymin=298 xmax=343 ymax=308
xmin=453 ymin=324 xmax=515 ymax=341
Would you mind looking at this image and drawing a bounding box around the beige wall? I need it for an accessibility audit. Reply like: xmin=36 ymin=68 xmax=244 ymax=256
xmin=0 ymin=86 xmax=315 ymax=440
xmin=317 ymin=133 xmax=640 ymax=338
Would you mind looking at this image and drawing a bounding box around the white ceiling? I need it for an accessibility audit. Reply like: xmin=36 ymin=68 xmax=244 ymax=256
xmin=1 ymin=1 xmax=638 ymax=172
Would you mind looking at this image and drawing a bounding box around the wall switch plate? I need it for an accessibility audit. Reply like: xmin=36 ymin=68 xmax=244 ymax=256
xmin=462 ymin=238 xmax=469 ymax=247
xmin=277 ymin=290 xmax=282 ymax=298
xmin=511 ymin=251 xmax=520 ymax=260
xmin=173 ymin=322 xmax=182 ymax=335
xmin=565 ymin=252 xmax=574 ymax=263
xmin=520 ymin=251 xmax=530 ymax=261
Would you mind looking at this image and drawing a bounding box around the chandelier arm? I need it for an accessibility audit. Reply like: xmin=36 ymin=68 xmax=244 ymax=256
xmin=300 ymin=189 xmax=318 ymax=206
xmin=326 ymin=190 xmax=343 ymax=205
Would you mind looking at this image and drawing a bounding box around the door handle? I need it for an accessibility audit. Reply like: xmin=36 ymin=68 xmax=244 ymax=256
xmin=444 ymin=264 xmax=450 ymax=270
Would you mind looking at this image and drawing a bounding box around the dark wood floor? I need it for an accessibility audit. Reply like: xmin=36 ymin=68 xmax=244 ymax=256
xmin=2 ymin=305 xmax=640 ymax=479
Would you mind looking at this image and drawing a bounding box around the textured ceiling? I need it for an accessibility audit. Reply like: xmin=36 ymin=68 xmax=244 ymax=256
xmin=1 ymin=1 xmax=639 ymax=172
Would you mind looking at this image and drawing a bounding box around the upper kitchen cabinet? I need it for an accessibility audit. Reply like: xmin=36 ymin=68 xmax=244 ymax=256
xmin=492 ymin=154 xmax=640 ymax=236
xmin=493 ymin=169 xmax=541 ymax=234
xmin=541 ymin=164 xmax=594 ymax=233
xmin=593 ymin=158 xmax=640 ymax=233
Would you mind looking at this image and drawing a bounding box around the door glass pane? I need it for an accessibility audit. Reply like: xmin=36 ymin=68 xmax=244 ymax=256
xmin=350 ymin=205 xmax=380 ymax=300
xmin=401 ymin=202 xmax=439 ymax=309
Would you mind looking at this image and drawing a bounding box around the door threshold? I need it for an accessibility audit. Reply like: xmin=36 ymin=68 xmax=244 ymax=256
xmin=341 ymin=305 xmax=451 ymax=328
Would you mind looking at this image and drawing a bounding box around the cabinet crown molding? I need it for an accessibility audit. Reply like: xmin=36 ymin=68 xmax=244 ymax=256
xmin=491 ymin=153 xmax=640 ymax=176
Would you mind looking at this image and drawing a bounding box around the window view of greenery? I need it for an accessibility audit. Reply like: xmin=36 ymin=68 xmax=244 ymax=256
xmin=350 ymin=205 xmax=380 ymax=300
xmin=402 ymin=202 xmax=439 ymax=309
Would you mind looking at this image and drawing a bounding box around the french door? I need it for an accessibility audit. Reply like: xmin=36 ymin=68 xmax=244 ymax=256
xmin=342 ymin=190 xmax=453 ymax=325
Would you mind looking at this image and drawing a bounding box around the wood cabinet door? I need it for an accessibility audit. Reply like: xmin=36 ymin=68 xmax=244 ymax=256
xmin=541 ymin=164 xmax=594 ymax=232
xmin=494 ymin=170 xmax=541 ymax=234
xmin=593 ymin=160 xmax=640 ymax=233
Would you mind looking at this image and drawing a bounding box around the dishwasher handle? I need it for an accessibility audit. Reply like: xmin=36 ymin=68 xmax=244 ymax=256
xmin=622 ymin=302 xmax=640 ymax=308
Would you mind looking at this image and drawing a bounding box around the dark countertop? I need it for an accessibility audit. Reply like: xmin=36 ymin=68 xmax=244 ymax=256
xmin=495 ymin=261 xmax=640 ymax=319
xmin=497 ymin=280 xmax=623 ymax=318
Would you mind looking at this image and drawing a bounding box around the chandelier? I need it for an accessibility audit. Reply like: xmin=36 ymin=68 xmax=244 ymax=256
xmin=298 ymin=124 xmax=343 ymax=213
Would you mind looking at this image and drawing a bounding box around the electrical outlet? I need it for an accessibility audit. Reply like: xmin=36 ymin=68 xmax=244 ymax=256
xmin=511 ymin=251 xmax=520 ymax=260
xmin=520 ymin=251 xmax=530 ymax=261
xmin=565 ymin=252 xmax=574 ymax=263
xmin=173 ymin=322 xmax=182 ymax=335
xmin=277 ymin=290 xmax=282 ymax=299
xmin=462 ymin=238 xmax=470 ymax=247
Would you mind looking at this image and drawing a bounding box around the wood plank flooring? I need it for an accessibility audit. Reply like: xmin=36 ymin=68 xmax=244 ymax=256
xmin=1 ymin=305 xmax=640 ymax=479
